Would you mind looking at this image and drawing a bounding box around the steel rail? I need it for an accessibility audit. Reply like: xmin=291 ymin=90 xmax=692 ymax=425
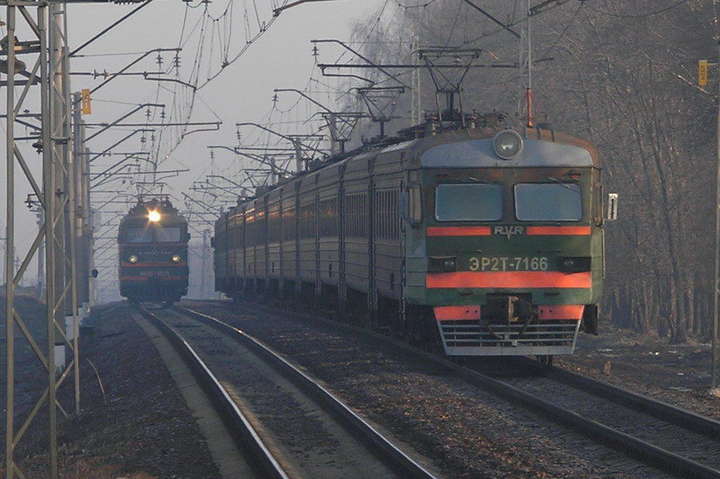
xmin=537 ymin=363 xmax=720 ymax=439
xmin=201 ymin=300 xmax=720 ymax=479
xmin=175 ymin=305 xmax=439 ymax=479
xmin=136 ymin=306 xmax=290 ymax=479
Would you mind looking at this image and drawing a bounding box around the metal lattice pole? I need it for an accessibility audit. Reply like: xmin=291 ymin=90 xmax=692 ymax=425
xmin=5 ymin=5 xmax=17 ymax=478
xmin=2 ymin=3 xmax=79 ymax=477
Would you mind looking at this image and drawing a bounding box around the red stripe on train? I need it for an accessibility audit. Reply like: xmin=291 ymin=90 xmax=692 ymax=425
xmin=537 ymin=305 xmax=585 ymax=320
xmin=121 ymin=262 xmax=185 ymax=267
xmin=433 ymin=305 xmax=481 ymax=321
xmin=426 ymin=271 xmax=592 ymax=289
xmin=526 ymin=226 xmax=591 ymax=236
xmin=120 ymin=276 xmax=185 ymax=281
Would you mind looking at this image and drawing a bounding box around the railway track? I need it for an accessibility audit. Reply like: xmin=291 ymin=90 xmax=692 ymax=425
xmin=190 ymin=299 xmax=720 ymax=479
xmin=136 ymin=306 xmax=289 ymax=479
xmin=138 ymin=305 xmax=438 ymax=479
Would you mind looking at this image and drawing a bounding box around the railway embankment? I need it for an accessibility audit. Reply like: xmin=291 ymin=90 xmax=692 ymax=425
xmin=0 ymin=301 xmax=219 ymax=478
xmin=556 ymin=323 xmax=720 ymax=419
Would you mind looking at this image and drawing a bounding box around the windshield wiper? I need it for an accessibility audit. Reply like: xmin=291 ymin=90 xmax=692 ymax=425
xmin=546 ymin=176 xmax=579 ymax=192
xmin=464 ymin=176 xmax=492 ymax=183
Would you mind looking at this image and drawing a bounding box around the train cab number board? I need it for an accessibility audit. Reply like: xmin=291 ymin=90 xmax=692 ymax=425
xmin=469 ymin=256 xmax=549 ymax=272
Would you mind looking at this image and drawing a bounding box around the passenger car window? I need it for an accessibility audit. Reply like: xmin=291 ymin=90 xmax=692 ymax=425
xmin=514 ymin=183 xmax=582 ymax=221
xmin=435 ymin=184 xmax=503 ymax=221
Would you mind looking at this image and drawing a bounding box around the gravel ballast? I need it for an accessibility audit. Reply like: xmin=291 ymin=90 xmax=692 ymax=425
xmin=184 ymin=300 xmax=680 ymax=479
xmin=1 ymin=301 xmax=220 ymax=479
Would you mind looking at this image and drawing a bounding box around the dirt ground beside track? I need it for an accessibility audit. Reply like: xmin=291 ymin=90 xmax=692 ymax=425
xmin=558 ymin=322 xmax=720 ymax=419
xmin=0 ymin=301 xmax=219 ymax=479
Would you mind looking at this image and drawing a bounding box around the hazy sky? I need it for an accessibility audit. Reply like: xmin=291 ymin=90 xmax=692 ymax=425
xmin=2 ymin=0 xmax=388 ymax=288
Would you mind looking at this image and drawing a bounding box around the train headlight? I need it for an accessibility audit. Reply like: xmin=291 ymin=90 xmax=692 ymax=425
xmin=493 ymin=130 xmax=524 ymax=160
xmin=128 ymin=255 xmax=138 ymax=264
xmin=147 ymin=210 xmax=162 ymax=223
xmin=171 ymin=255 xmax=182 ymax=263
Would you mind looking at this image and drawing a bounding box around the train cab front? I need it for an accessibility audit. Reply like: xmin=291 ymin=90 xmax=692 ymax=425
xmin=119 ymin=248 xmax=189 ymax=301
xmin=118 ymin=206 xmax=190 ymax=302
xmin=406 ymin=129 xmax=604 ymax=357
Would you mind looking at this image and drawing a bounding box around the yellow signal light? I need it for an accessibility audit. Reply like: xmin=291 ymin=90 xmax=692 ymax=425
xmin=699 ymin=60 xmax=709 ymax=87
xmin=81 ymin=88 xmax=92 ymax=115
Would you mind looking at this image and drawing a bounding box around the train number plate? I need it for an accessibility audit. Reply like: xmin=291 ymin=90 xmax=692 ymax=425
xmin=468 ymin=256 xmax=549 ymax=272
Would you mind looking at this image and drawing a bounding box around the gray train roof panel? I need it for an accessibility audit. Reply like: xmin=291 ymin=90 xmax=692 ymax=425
xmin=420 ymin=139 xmax=593 ymax=168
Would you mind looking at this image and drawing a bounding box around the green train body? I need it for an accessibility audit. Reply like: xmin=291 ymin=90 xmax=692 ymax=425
xmin=214 ymin=124 xmax=606 ymax=357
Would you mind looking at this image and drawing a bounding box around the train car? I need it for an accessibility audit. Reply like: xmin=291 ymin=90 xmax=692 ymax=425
xmin=214 ymin=116 xmax=614 ymax=359
xmin=118 ymin=198 xmax=190 ymax=304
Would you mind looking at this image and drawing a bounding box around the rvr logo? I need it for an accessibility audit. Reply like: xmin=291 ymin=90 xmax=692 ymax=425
xmin=493 ymin=225 xmax=525 ymax=239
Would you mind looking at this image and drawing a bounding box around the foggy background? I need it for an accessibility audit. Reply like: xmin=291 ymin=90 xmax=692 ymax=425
xmin=0 ymin=0 xmax=386 ymax=301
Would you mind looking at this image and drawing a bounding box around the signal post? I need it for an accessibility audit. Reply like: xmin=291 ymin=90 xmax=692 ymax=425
xmin=698 ymin=55 xmax=720 ymax=394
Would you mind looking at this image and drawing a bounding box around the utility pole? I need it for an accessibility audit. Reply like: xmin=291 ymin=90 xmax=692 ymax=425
xmin=411 ymin=0 xmax=422 ymax=126
xmin=713 ymin=3 xmax=720 ymax=392
xmin=201 ymin=229 xmax=208 ymax=298
xmin=700 ymin=1 xmax=720 ymax=392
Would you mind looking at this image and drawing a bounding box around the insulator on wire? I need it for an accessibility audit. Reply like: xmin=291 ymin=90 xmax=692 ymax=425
xmin=156 ymin=54 xmax=163 ymax=67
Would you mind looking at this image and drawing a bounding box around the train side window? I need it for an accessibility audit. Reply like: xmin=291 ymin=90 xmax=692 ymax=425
xmin=320 ymin=198 xmax=337 ymax=237
xmin=375 ymin=189 xmax=400 ymax=240
xmin=345 ymin=193 xmax=367 ymax=238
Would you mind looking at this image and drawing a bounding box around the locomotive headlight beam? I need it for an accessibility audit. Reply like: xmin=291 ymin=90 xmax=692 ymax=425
xmin=493 ymin=130 xmax=524 ymax=160
xmin=128 ymin=255 xmax=138 ymax=264
xmin=147 ymin=210 xmax=161 ymax=223
xmin=171 ymin=255 xmax=182 ymax=263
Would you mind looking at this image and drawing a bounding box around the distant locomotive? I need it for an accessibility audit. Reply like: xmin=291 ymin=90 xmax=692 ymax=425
xmin=213 ymin=116 xmax=614 ymax=359
xmin=118 ymin=198 xmax=189 ymax=304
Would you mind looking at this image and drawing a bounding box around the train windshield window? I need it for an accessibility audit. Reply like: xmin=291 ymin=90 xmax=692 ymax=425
xmin=514 ymin=183 xmax=582 ymax=221
xmin=125 ymin=228 xmax=153 ymax=243
xmin=435 ymin=184 xmax=502 ymax=221
xmin=155 ymin=227 xmax=182 ymax=242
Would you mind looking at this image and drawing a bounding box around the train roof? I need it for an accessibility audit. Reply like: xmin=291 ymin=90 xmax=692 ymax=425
xmin=216 ymin=122 xmax=599 ymax=224
xmin=411 ymin=127 xmax=598 ymax=169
